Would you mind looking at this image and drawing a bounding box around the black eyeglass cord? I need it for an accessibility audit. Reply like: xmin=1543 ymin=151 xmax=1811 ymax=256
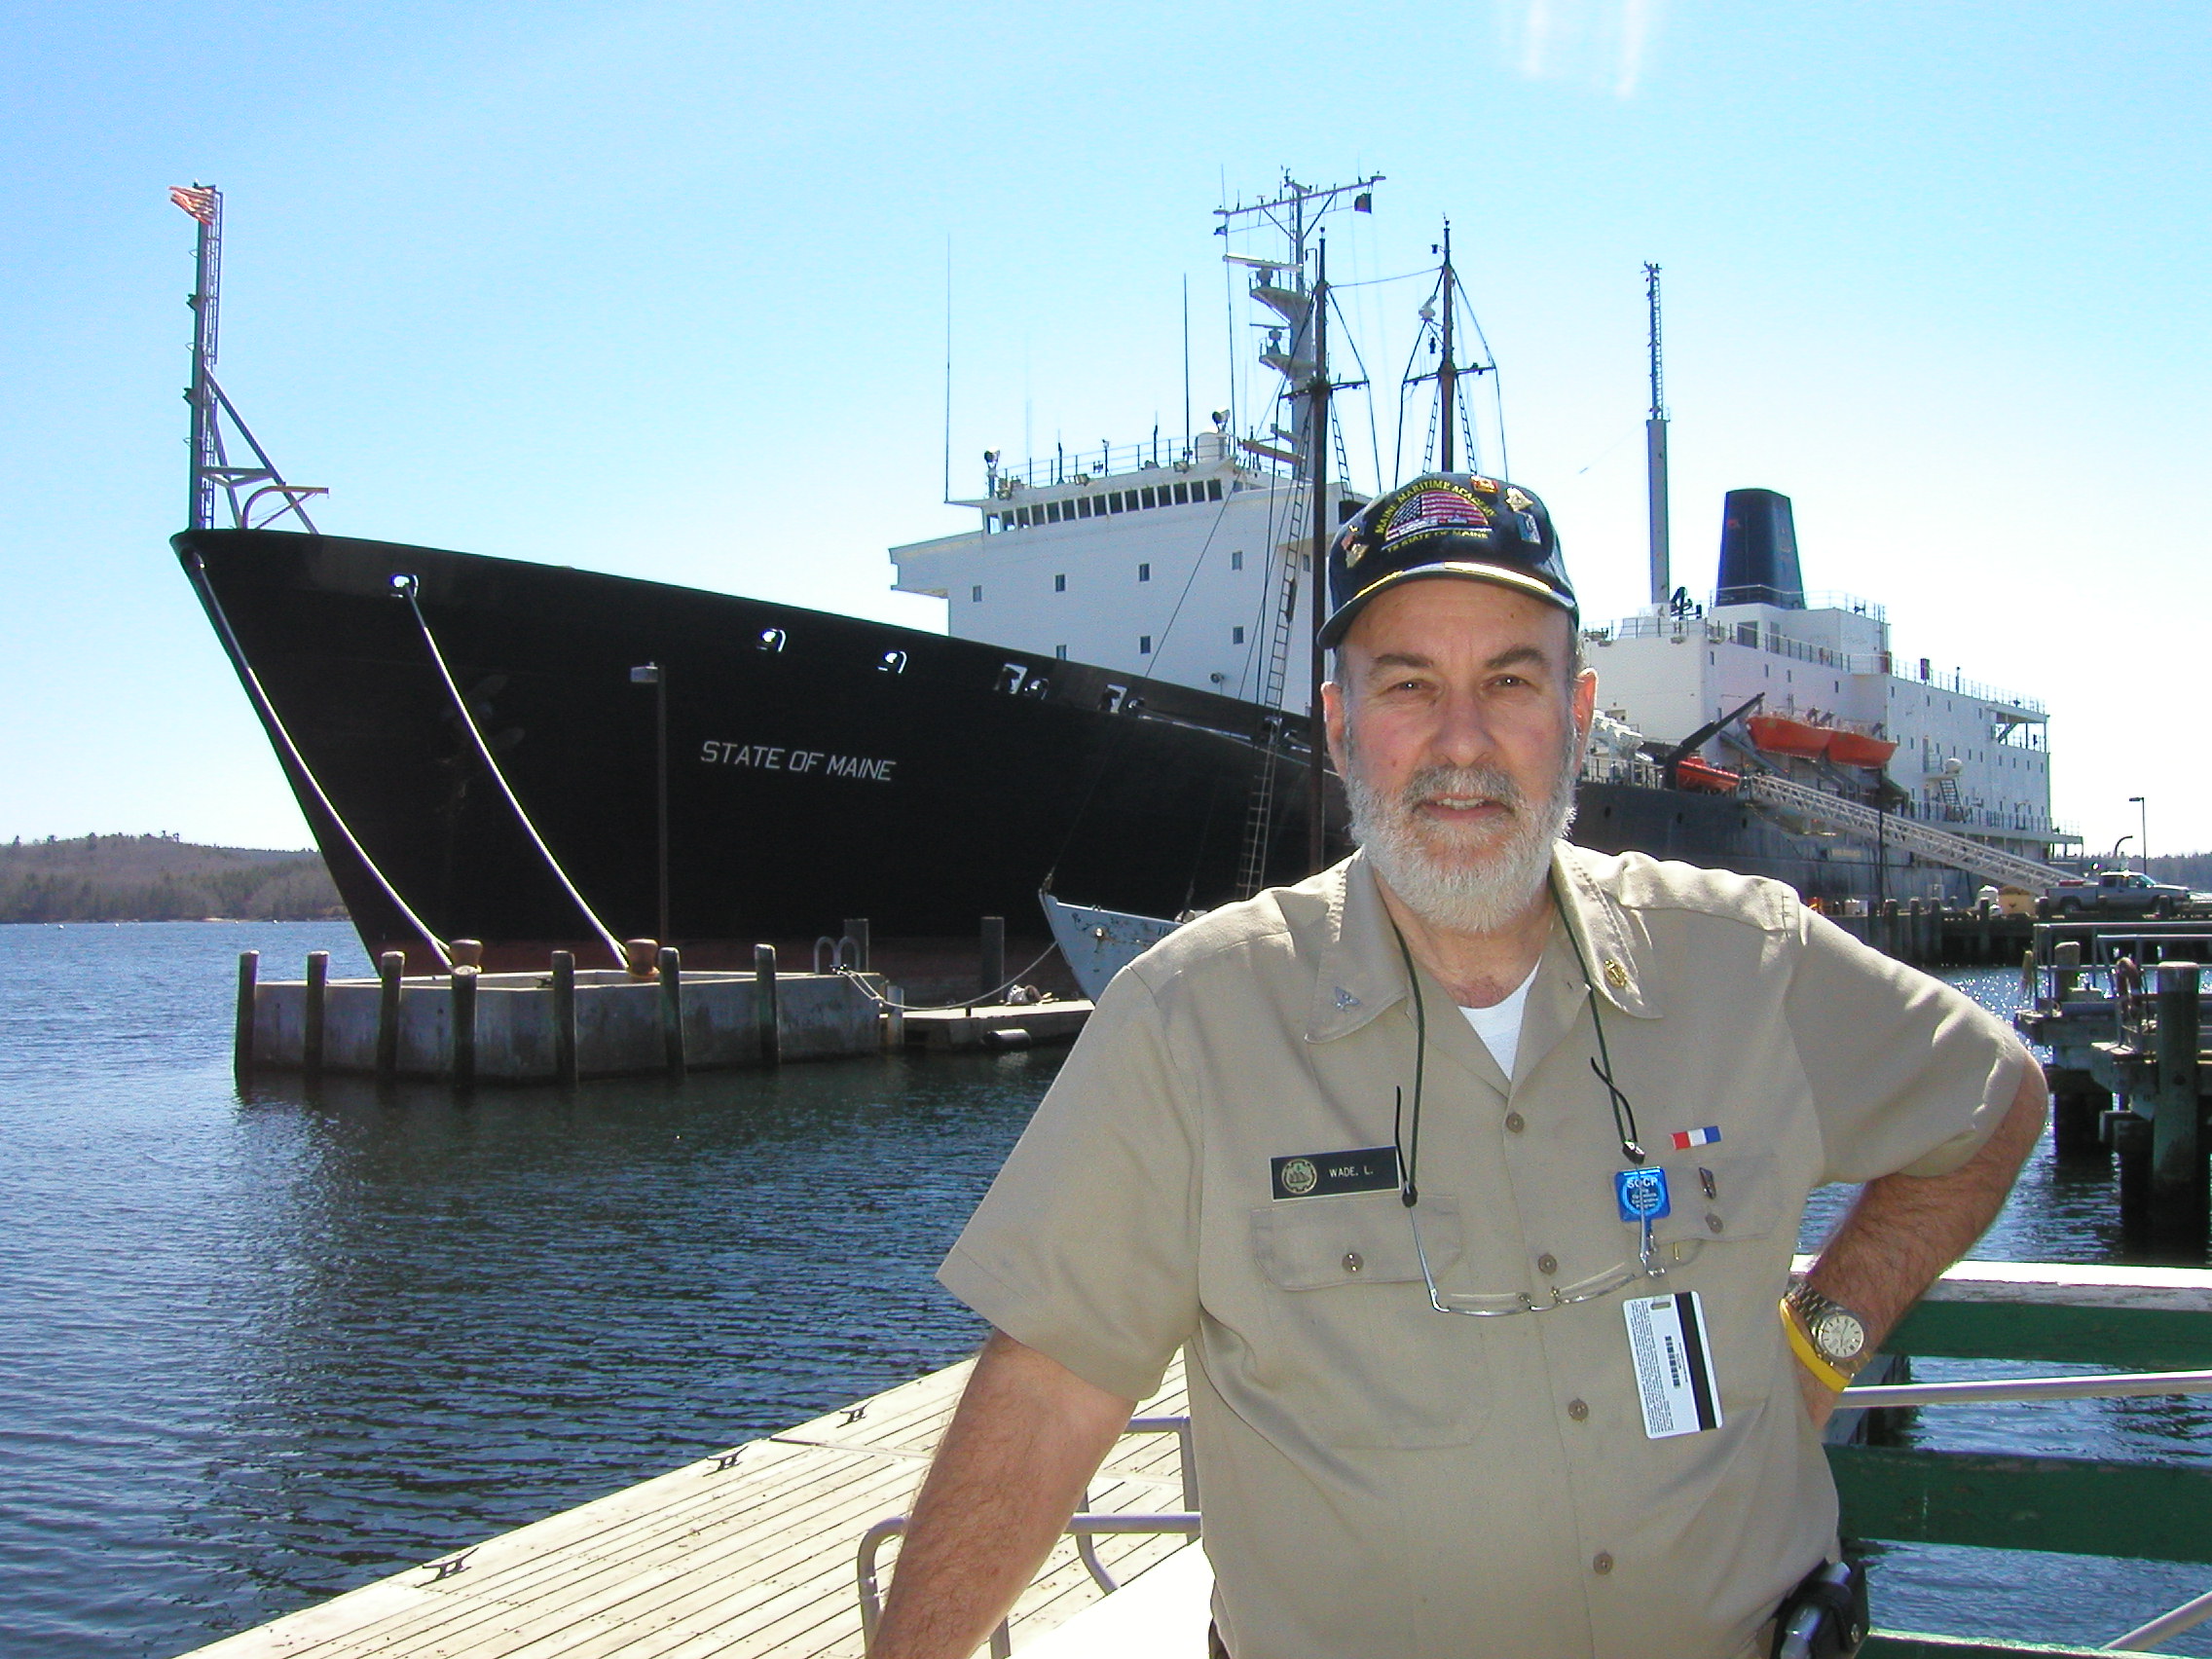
xmin=1387 ymin=877 xmax=1646 ymax=1215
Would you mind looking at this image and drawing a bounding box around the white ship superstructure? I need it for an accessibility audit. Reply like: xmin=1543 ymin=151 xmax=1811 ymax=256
xmin=893 ymin=429 xmax=1347 ymax=715
xmin=1589 ymin=591 xmax=2060 ymax=854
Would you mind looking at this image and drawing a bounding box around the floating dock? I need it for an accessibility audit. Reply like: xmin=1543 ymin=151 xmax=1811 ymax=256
xmin=177 ymin=1260 xmax=2212 ymax=1659
xmin=179 ymin=1358 xmax=1196 ymax=1659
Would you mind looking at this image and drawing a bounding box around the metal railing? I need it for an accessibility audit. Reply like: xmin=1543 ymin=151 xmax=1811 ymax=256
xmin=1741 ymin=773 xmax=2070 ymax=889
xmin=988 ymin=438 xmax=1217 ymax=494
xmin=855 ymin=1414 xmax=1198 ymax=1655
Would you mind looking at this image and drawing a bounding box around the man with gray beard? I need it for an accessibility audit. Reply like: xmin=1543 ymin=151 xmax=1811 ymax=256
xmin=876 ymin=473 xmax=2046 ymax=1659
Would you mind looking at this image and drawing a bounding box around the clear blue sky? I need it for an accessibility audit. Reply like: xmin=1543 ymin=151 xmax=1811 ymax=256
xmin=4 ymin=0 xmax=2206 ymax=860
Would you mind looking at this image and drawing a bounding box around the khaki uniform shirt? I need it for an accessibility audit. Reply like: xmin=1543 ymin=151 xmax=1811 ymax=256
xmin=940 ymin=847 xmax=2030 ymax=1659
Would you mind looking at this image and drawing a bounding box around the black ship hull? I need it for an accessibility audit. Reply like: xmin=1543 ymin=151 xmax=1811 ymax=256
xmin=176 ymin=529 xmax=1929 ymax=977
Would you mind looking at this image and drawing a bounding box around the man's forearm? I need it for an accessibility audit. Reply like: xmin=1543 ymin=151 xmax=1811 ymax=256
xmin=872 ymin=1329 xmax=1136 ymax=1659
xmin=1807 ymin=1059 xmax=2048 ymax=1355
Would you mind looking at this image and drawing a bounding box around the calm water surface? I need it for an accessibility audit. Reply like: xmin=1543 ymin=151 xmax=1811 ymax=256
xmin=1 ymin=931 xmax=2205 ymax=1655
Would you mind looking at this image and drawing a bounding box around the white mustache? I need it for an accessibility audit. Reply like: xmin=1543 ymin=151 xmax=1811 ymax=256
xmin=1402 ymin=765 xmax=1524 ymax=818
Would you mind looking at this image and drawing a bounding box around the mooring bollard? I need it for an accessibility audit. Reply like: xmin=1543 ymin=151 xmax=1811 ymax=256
xmin=2152 ymin=962 xmax=2203 ymax=1238
xmin=303 ymin=950 xmax=329 ymax=1081
xmin=451 ymin=964 xmax=478 ymax=1089
xmin=843 ymin=917 xmax=871 ymax=973
xmin=755 ymin=943 xmax=781 ymax=1067
xmin=550 ymin=950 xmax=577 ymax=1087
xmin=658 ymin=946 xmax=685 ymax=1078
xmin=2053 ymin=940 xmax=2082 ymax=1002
xmin=980 ymin=915 xmax=1006 ymax=1002
xmin=234 ymin=950 xmax=260 ymax=1086
xmin=377 ymin=951 xmax=405 ymax=1082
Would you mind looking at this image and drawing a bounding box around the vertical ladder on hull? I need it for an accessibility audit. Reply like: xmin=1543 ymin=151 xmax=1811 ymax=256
xmin=1234 ymin=481 xmax=1312 ymax=899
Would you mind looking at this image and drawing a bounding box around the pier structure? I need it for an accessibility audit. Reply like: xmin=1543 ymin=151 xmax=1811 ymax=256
xmin=176 ymin=1260 xmax=2212 ymax=1659
xmin=232 ymin=913 xmax=1094 ymax=1088
xmin=2016 ymin=919 xmax=2212 ymax=1244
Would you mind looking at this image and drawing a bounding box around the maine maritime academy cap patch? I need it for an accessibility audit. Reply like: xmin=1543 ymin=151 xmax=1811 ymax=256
xmin=1320 ymin=471 xmax=1575 ymax=649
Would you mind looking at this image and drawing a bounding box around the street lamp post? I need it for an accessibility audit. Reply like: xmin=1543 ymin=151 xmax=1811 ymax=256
xmin=2130 ymin=795 xmax=2149 ymax=873
xmin=631 ymin=663 xmax=669 ymax=941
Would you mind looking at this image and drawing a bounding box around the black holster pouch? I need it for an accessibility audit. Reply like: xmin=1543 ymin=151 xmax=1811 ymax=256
xmin=1770 ymin=1558 xmax=1868 ymax=1659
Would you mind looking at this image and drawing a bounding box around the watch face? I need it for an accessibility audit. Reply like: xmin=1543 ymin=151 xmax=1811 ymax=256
xmin=1813 ymin=1309 xmax=1866 ymax=1361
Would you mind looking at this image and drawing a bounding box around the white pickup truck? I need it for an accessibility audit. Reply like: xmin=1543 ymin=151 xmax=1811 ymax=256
xmin=2045 ymin=869 xmax=2201 ymax=918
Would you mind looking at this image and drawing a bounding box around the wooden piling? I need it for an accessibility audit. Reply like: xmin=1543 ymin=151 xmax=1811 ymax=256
xmin=2047 ymin=1066 xmax=2110 ymax=1161
xmin=2053 ymin=940 xmax=2082 ymax=1002
xmin=377 ymin=951 xmax=404 ymax=1081
xmin=451 ymin=965 xmax=478 ymax=1089
xmin=233 ymin=950 xmax=259 ymax=1086
xmin=981 ymin=915 xmax=1006 ymax=1000
xmin=755 ymin=943 xmax=780 ymax=1068
xmin=2114 ymin=1111 xmax=2154 ymax=1230
xmin=658 ymin=946 xmax=685 ymax=1077
xmin=884 ymin=983 xmax=905 ymax=1050
xmin=2152 ymin=962 xmax=2203 ymax=1237
xmin=843 ymin=917 xmax=871 ymax=972
xmin=550 ymin=950 xmax=577 ymax=1087
xmin=303 ymin=950 xmax=329 ymax=1081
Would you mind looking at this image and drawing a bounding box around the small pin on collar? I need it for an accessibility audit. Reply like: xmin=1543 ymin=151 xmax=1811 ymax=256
xmin=1335 ymin=986 xmax=1362 ymax=1010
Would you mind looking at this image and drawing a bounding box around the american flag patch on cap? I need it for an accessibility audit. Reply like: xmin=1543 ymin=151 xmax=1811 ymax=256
xmin=1670 ymin=1125 xmax=1721 ymax=1150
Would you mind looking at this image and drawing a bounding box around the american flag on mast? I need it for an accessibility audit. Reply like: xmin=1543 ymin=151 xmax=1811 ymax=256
xmin=169 ymin=185 xmax=217 ymax=225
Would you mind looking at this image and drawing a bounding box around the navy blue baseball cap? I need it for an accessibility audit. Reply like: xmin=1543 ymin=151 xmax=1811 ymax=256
xmin=1318 ymin=473 xmax=1576 ymax=648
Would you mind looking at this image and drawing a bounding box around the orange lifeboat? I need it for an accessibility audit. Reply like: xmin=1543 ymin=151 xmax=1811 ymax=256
xmin=1674 ymin=757 xmax=1741 ymax=794
xmin=1827 ymin=729 xmax=1899 ymax=768
xmin=1747 ymin=714 xmax=1832 ymax=758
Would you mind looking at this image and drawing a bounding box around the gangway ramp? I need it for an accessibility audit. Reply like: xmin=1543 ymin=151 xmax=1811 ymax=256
xmin=1740 ymin=772 xmax=2068 ymax=890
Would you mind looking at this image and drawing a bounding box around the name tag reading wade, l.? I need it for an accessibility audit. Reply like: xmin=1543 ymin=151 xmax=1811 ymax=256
xmin=1271 ymin=1147 xmax=1401 ymax=1200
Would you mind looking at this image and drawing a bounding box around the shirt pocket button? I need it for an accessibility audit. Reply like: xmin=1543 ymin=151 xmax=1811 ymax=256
xmin=1343 ymin=1251 xmax=1364 ymax=1275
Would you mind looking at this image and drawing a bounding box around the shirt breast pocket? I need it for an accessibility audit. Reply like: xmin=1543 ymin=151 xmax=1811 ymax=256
xmin=1649 ymin=1148 xmax=1787 ymax=1258
xmin=1247 ymin=1193 xmax=1490 ymax=1449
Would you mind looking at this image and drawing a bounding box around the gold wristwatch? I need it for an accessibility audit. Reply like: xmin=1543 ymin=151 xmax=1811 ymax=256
xmin=1781 ymin=1280 xmax=1870 ymax=1391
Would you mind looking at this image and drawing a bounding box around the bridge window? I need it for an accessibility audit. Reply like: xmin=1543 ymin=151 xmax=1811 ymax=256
xmin=1207 ymin=479 xmax=1223 ymax=500
xmin=1175 ymin=482 xmax=1191 ymax=504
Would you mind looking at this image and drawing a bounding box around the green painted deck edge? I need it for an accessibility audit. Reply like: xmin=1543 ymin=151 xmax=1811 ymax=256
xmin=1889 ymin=1299 xmax=2212 ymax=1369
xmin=1832 ymin=1444 xmax=2212 ymax=1565
xmin=1864 ymin=1633 xmax=2140 ymax=1658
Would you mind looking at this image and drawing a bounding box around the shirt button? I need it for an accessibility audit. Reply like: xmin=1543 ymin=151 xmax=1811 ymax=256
xmin=1343 ymin=1251 xmax=1364 ymax=1275
xmin=1593 ymin=1552 xmax=1614 ymax=1575
xmin=1567 ymin=1397 xmax=1589 ymax=1421
xmin=1536 ymin=1252 xmax=1559 ymax=1275
xmin=1706 ymin=1212 xmax=1725 ymax=1234
xmin=1504 ymin=1112 xmax=1527 ymax=1133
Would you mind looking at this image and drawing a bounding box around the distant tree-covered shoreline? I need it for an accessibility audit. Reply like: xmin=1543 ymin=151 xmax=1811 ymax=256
xmin=0 ymin=833 xmax=346 ymax=923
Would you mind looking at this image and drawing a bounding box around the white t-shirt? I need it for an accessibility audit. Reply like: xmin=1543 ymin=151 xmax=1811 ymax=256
xmin=1459 ymin=964 xmax=1538 ymax=1079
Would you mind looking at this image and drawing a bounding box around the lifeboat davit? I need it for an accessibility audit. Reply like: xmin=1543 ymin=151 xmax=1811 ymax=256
xmin=1747 ymin=714 xmax=1832 ymax=758
xmin=1674 ymin=757 xmax=1742 ymax=794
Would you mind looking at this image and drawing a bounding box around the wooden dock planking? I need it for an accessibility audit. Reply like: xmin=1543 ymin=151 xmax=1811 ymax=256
xmin=182 ymin=1357 xmax=1195 ymax=1659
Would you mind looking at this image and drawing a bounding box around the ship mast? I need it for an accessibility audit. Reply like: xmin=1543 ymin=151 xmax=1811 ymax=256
xmin=170 ymin=184 xmax=325 ymax=533
xmin=1644 ymin=261 xmax=1671 ymax=608
xmin=1436 ymin=224 xmax=1457 ymax=472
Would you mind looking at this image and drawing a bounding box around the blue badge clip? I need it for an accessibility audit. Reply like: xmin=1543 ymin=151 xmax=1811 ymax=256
xmin=1615 ymin=1166 xmax=1672 ymax=1225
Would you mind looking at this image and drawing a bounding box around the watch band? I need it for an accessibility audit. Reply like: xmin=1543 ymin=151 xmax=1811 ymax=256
xmin=1779 ymin=1298 xmax=1853 ymax=1391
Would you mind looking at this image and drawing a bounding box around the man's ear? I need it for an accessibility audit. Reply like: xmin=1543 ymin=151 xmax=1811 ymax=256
xmin=1322 ymin=678 xmax=1348 ymax=778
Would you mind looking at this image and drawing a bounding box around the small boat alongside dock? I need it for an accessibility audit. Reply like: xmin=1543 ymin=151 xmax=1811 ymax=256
xmin=175 ymin=1260 xmax=2212 ymax=1659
